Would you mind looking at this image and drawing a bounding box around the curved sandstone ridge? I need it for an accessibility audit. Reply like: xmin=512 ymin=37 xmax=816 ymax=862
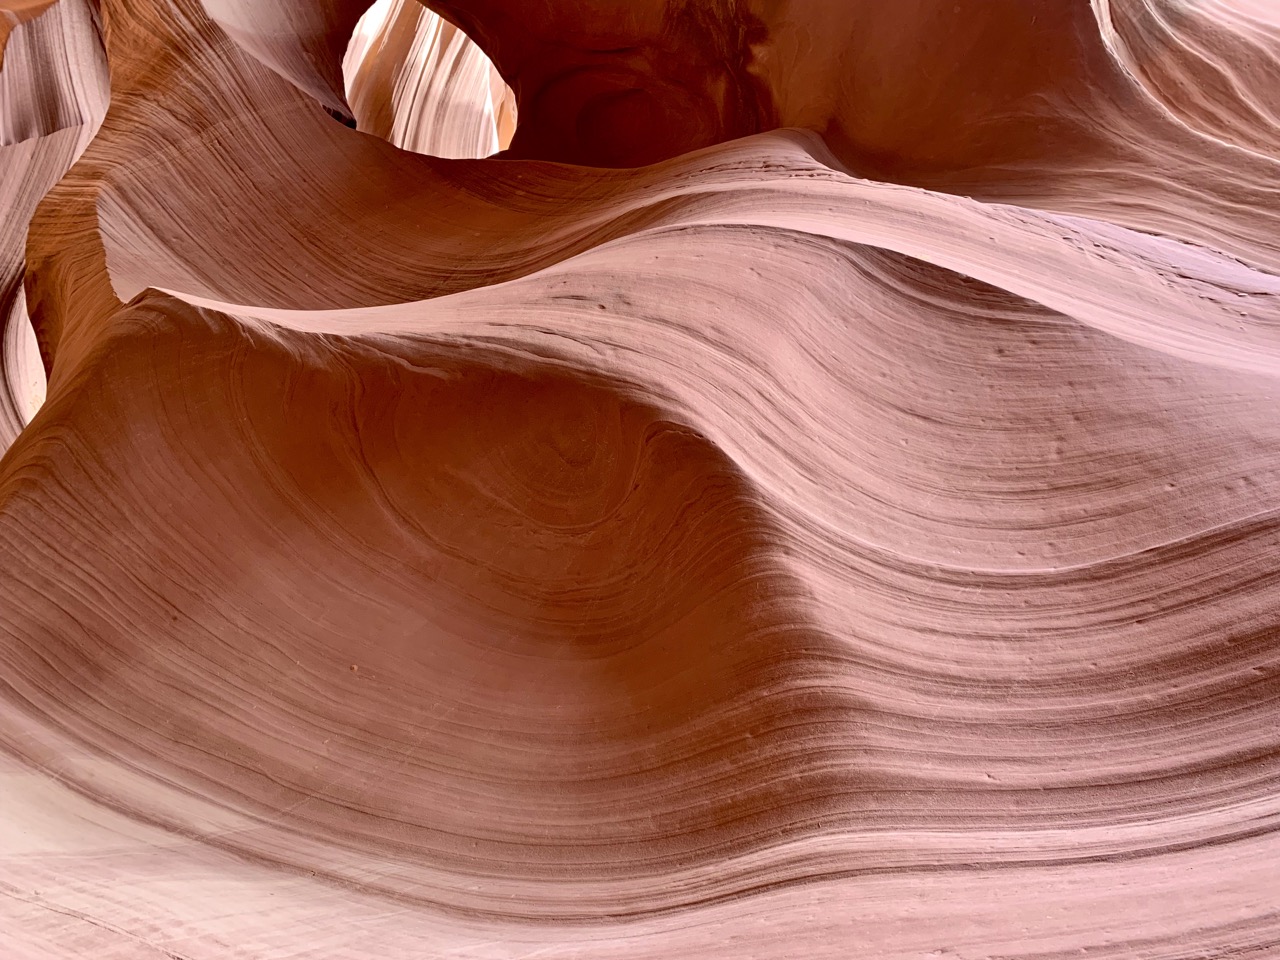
xmin=3 ymin=0 xmax=1280 ymax=956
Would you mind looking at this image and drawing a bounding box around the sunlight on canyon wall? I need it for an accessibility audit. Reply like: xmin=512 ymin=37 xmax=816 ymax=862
xmin=343 ymin=0 xmax=516 ymax=159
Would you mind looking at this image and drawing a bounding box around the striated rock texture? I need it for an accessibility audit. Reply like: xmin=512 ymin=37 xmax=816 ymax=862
xmin=2 ymin=0 xmax=1280 ymax=956
xmin=344 ymin=0 xmax=516 ymax=159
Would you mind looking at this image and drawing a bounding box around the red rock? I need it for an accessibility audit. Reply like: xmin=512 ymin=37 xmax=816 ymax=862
xmin=2 ymin=0 xmax=1279 ymax=955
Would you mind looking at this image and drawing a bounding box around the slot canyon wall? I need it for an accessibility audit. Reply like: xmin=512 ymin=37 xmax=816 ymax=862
xmin=2 ymin=0 xmax=1280 ymax=956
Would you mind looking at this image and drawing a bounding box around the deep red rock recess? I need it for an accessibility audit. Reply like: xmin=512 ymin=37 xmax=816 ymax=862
xmin=2 ymin=0 xmax=1280 ymax=956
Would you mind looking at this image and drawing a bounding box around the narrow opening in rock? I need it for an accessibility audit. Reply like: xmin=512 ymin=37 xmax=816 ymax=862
xmin=342 ymin=0 xmax=517 ymax=159
xmin=3 ymin=287 xmax=47 ymax=431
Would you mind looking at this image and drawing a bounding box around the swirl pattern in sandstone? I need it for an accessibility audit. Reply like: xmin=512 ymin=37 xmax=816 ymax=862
xmin=2 ymin=0 xmax=1280 ymax=956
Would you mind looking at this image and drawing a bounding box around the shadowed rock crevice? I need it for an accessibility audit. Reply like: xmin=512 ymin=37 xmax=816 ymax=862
xmin=420 ymin=0 xmax=775 ymax=166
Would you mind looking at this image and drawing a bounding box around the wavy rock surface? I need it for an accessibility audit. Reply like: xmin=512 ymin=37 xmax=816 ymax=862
xmin=2 ymin=0 xmax=1280 ymax=956
xmin=0 ymin=0 xmax=106 ymax=445
xmin=344 ymin=0 xmax=515 ymax=159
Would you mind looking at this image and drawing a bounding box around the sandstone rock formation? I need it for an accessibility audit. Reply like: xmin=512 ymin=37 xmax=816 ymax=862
xmin=2 ymin=0 xmax=1280 ymax=956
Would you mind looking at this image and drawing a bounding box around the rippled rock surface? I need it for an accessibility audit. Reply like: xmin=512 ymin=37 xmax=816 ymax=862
xmin=3 ymin=0 xmax=1280 ymax=956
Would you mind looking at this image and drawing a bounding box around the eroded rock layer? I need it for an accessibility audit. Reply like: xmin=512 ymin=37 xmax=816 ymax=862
xmin=2 ymin=0 xmax=1280 ymax=956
